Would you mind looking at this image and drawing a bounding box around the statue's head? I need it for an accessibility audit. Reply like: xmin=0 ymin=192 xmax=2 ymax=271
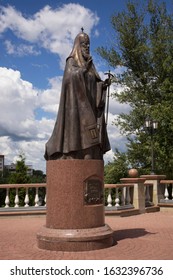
xmin=68 ymin=30 xmax=91 ymax=66
xmin=75 ymin=32 xmax=90 ymax=60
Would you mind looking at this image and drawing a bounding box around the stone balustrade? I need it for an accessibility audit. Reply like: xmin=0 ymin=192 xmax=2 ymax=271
xmin=104 ymin=183 xmax=134 ymax=211
xmin=0 ymin=184 xmax=46 ymax=213
xmin=140 ymin=175 xmax=173 ymax=212
xmin=0 ymin=182 xmax=138 ymax=214
xmin=140 ymin=175 xmax=166 ymax=204
xmin=0 ymin=176 xmax=173 ymax=215
xmin=120 ymin=178 xmax=146 ymax=213
xmin=144 ymin=183 xmax=154 ymax=207
xmin=159 ymin=180 xmax=173 ymax=205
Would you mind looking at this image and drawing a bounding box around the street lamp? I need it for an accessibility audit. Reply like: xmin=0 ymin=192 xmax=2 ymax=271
xmin=144 ymin=117 xmax=158 ymax=174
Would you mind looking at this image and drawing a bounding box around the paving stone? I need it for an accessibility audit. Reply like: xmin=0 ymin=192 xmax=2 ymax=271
xmin=0 ymin=212 xmax=173 ymax=260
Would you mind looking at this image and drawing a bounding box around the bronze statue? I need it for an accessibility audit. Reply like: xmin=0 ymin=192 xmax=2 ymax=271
xmin=44 ymin=30 xmax=111 ymax=160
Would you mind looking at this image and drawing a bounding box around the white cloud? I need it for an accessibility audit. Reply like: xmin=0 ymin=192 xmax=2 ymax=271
xmin=0 ymin=67 xmax=60 ymax=172
xmin=16 ymin=139 xmax=46 ymax=171
xmin=0 ymin=4 xmax=99 ymax=67
xmin=39 ymin=76 xmax=62 ymax=114
xmin=4 ymin=40 xmax=40 ymax=56
xmin=0 ymin=67 xmax=38 ymax=138
xmin=0 ymin=67 xmax=57 ymax=138
xmin=0 ymin=136 xmax=46 ymax=172
xmin=0 ymin=136 xmax=14 ymax=156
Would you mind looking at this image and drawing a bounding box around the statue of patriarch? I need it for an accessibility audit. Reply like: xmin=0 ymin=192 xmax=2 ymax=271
xmin=45 ymin=30 xmax=110 ymax=160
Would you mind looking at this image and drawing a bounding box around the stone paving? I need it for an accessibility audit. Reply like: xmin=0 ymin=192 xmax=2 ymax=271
xmin=0 ymin=211 xmax=173 ymax=260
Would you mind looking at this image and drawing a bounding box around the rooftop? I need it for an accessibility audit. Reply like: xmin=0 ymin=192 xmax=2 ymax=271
xmin=0 ymin=211 xmax=173 ymax=260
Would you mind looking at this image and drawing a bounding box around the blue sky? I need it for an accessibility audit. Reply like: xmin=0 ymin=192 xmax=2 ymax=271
xmin=0 ymin=0 xmax=172 ymax=172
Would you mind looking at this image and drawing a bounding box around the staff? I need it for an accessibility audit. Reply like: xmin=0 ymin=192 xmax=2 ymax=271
xmin=104 ymin=70 xmax=114 ymax=126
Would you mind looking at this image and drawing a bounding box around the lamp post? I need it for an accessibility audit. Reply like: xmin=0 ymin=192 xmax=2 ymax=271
xmin=144 ymin=117 xmax=158 ymax=174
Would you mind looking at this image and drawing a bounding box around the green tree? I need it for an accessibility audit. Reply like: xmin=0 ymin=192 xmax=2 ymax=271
xmin=9 ymin=153 xmax=30 ymax=206
xmin=30 ymin=170 xmax=46 ymax=183
xmin=104 ymin=149 xmax=129 ymax=183
xmin=97 ymin=0 xmax=173 ymax=177
xmin=9 ymin=154 xmax=30 ymax=184
xmin=104 ymin=150 xmax=129 ymax=206
xmin=0 ymin=155 xmax=46 ymax=207
xmin=0 ymin=168 xmax=10 ymax=184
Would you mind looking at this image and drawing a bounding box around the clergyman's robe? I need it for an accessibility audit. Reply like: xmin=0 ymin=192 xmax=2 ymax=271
xmin=44 ymin=56 xmax=110 ymax=160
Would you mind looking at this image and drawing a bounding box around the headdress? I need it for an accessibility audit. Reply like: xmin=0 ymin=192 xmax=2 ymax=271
xmin=67 ymin=30 xmax=90 ymax=67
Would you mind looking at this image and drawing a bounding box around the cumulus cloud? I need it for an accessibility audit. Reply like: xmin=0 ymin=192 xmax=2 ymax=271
xmin=39 ymin=76 xmax=62 ymax=114
xmin=0 ymin=67 xmax=38 ymax=138
xmin=104 ymin=113 xmax=127 ymax=164
xmin=4 ymin=40 xmax=41 ymax=56
xmin=0 ymin=67 xmax=58 ymax=135
xmin=0 ymin=4 xmax=99 ymax=67
xmin=0 ymin=136 xmax=46 ymax=171
xmin=0 ymin=67 xmax=57 ymax=171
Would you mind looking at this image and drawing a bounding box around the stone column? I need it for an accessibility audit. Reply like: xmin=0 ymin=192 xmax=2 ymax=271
xmin=141 ymin=175 xmax=166 ymax=205
xmin=120 ymin=178 xmax=146 ymax=213
xmin=37 ymin=159 xmax=114 ymax=251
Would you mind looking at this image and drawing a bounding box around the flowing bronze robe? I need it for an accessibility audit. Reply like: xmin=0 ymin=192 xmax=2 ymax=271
xmin=45 ymin=33 xmax=110 ymax=160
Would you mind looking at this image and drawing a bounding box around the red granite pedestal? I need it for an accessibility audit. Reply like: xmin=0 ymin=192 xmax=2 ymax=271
xmin=37 ymin=160 xmax=114 ymax=251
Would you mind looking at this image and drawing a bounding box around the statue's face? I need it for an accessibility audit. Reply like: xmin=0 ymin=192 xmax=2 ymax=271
xmin=80 ymin=37 xmax=90 ymax=60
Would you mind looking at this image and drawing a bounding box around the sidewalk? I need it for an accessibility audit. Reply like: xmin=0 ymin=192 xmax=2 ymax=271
xmin=0 ymin=211 xmax=173 ymax=260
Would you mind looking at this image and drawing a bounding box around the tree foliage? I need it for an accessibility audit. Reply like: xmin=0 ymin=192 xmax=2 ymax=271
xmin=98 ymin=0 xmax=173 ymax=178
xmin=104 ymin=149 xmax=129 ymax=183
xmin=9 ymin=153 xmax=30 ymax=184
xmin=0 ymin=154 xmax=46 ymax=207
xmin=8 ymin=153 xmax=30 ymax=206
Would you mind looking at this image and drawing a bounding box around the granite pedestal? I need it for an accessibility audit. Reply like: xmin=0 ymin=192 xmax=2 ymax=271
xmin=37 ymin=160 xmax=114 ymax=251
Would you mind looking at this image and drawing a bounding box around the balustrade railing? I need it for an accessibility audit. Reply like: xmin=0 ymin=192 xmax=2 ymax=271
xmin=1 ymin=183 xmax=136 ymax=213
xmin=0 ymin=184 xmax=46 ymax=211
xmin=144 ymin=183 xmax=154 ymax=207
xmin=1 ymin=179 xmax=164 ymax=214
xmin=160 ymin=180 xmax=173 ymax=204
xmin=104 ymin=184 xmax=134 ymax=211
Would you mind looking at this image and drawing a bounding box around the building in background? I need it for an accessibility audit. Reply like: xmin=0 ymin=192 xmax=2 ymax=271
xmin=0 ymin=155 xmax=4 ymax=174
xmin=5 ymin=163 xmax=33 ymax=176
xmin=0 ymin=155 xmax=33 ymax=176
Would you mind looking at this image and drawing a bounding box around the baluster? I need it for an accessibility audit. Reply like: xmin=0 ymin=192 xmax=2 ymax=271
xmin=24 ymin=188 xmax=29 ymax=207
xmin=164 ymin=184 xmax=169 ymax=200
xmin=126 ymin=187 xmax=131 ymax=205
xmin=44 ymin=193 xmax=47 ymax=206
xmin=5 ymin=188 xmax=10 ymax=208
xmin=120 ymin=186 xmax=125 ymax=206
xmin=115 ymin=187 xmax=120 ymax=207
xmin=14 ymin=188 xmax=19 ymax=207
xmin=107 ymin=189 xmax=112 ymax=207
xmin=145 ymin=185 xmax=151 ymax=204
xmin=35 ymin=187 xmax=39 ymax=207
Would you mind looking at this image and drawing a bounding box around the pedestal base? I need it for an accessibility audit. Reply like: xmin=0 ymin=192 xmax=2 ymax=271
xmin=37 ymin=160 xmax=114 ymax=251
xmin=37 ymin=224 xmax=114 ymax=251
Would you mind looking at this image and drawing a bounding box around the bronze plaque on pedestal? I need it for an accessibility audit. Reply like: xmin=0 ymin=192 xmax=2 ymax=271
xmin=84 ymin=179 xmax=103 ymax=205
